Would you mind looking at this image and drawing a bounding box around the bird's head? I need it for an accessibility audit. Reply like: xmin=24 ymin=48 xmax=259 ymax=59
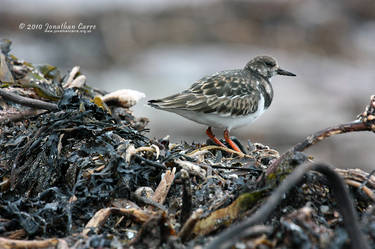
xmin=245 ymin=56 xmax=296 ymax=78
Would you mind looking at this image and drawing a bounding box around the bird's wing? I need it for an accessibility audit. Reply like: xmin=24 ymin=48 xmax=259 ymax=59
xmin=149 ymin=70 xmax=261 ymax=117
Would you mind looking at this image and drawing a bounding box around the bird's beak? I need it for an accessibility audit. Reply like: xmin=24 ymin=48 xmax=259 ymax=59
xmin=277 ymin=68 xmax=296 ymax=76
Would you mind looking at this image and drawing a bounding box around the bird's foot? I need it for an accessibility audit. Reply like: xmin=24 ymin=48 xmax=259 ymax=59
xmin=224 ymin=129 xmax=242 ymax=153
xmin=206 ymin=127 xmax=244 ymax=153
xmin=206 ymin=127 xmax=226 ymax=147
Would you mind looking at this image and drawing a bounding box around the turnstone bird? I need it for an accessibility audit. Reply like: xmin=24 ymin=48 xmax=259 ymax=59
xmin=148 ymin=56 xmax=295 ymax=152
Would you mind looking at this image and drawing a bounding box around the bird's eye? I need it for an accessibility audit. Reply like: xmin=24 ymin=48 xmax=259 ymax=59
xmin=265 ymin=61 xmax=275 ymax=67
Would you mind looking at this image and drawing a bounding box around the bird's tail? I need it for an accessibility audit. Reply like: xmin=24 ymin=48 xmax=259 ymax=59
xmin=147 ymin=99 xmax=162 ymax=109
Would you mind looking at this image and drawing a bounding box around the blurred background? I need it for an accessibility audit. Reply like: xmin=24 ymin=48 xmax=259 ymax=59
xmin=1 ymin=0 xmax=374 ymax=171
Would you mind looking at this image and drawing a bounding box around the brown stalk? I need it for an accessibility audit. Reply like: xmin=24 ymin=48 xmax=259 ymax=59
xmin=0 ymin=88 xmax=58 ymax=111
xmin=267 ymin=95 xmax=375 ymax=176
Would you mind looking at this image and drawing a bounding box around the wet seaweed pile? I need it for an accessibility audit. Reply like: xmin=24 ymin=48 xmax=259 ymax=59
xmin=0 ymin=40 xmax=375 ymax=249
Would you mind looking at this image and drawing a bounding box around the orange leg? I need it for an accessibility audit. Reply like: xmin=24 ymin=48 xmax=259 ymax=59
xmin=206 ymin=127 xmax=226 ymax=147
xmin=224 ymin=129 xmax=241 ymax=152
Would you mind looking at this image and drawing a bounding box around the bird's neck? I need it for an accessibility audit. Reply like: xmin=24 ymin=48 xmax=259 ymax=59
xmin=244 ymin=68 xmax=273 ymax=108
xmin=257 ymin=75 xmax=273 ymax=109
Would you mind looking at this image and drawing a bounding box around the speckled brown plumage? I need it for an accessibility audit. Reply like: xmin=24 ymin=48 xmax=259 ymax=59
xmin=150 ymin=70 xmax=263 ymax=117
